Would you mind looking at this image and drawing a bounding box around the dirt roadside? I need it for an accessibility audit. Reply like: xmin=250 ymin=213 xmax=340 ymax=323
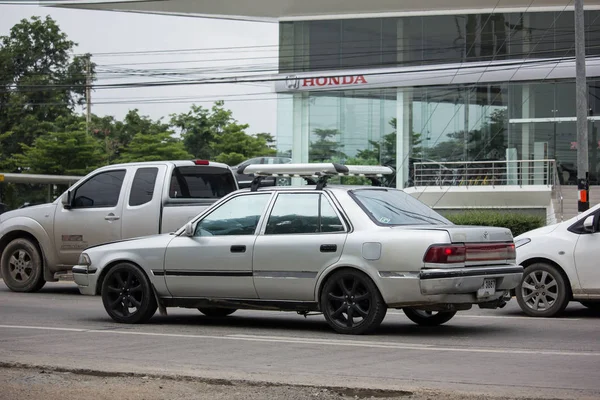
xmin=0 ymin=365 xmax=576 ymax=400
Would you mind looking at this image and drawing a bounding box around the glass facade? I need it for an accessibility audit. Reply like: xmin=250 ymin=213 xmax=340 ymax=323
xmin=279 ymin=11 xmax=600 ymax=72
xmin=277 ymin=11 xmax=600 ymax=187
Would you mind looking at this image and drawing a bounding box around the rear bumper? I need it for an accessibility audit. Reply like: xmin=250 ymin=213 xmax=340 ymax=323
xmin=419 ymin=265 xmax=524 ymax=295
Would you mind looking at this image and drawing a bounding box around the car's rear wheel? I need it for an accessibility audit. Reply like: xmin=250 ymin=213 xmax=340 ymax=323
xmin=320 ymin=269 xmax=387 ymax=335
xmin=516 ymin=262 xmax=569 ymax=317
xmin=580 ymin=301 xmax=600 ymax=311
xmin=403 ymin=308 xmax=457 ymax=326
xmin=101 ymin=263 xmax=157 ymax=324
xmin=0 ymin=238 xmax=46 ymax=293
xmin=198 ymin=307 xmax=237 ymax=317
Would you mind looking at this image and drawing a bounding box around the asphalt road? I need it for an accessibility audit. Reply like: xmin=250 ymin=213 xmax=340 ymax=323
xmin=1 ymin=280 xmax=599 ymax=399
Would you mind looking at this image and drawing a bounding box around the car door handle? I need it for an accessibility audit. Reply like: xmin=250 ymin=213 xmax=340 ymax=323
xmin=104 ymin=213 xmax=120 ymax=221
xmin=320 ymin=244 xmax=337 ymax=253
xmin=230 ymin=245 xmax=246 ymax=253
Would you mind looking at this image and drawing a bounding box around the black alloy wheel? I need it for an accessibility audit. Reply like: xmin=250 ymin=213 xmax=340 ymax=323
xmin=320 ymin=269 xmax=387 ymax=335
xmin=101 ymin=263 xmax=157 ymax=324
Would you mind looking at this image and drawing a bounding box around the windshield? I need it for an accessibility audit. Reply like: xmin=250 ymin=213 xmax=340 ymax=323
xmin=350 ymin=189 xmax=452 ymax=226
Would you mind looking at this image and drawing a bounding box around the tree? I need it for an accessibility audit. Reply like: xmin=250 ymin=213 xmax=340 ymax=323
xmin=309 ymin=129 xmax=346 ymax=162
xmin=11 ymin=118 xmax=103 ymax=175
xmin=0 ymin=16 xmax=92 ymax=170
xmin=171 ymin=101 xmax=277 ymax=164
xmin=117 ymin=132 xmax=191 ymax=163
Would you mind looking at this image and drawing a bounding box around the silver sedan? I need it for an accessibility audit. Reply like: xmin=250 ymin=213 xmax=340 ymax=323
xmin=73 ymin=164 xmax=522 ymax=334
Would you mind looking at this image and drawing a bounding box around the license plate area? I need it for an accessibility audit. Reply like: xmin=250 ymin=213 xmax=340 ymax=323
xmin=477 ymin=278 xmax=496 ymax=298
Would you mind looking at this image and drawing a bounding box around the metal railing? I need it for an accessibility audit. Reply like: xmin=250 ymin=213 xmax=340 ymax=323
xmin=412 ymin=159 xmax=556 ymax=187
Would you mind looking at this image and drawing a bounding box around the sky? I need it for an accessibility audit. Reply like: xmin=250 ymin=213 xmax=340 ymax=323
xmin=0 ymin=4 xmax=279 ymax=135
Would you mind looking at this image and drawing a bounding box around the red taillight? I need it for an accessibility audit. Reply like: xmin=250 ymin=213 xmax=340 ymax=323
xmin=424 ymin=245 xmax=466 ymax=263
xmin=193 ymin=159 xmax=210 ymax=165
xmin=424 ymin=242 xmax=516 ymax=264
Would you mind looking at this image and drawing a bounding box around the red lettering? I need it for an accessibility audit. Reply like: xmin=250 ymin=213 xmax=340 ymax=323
xmin=303 ymin=78 xmax=315 ymax=87
xmin=330 ymin=77 xmax=340 ymax=85
xmin=342 ymin=76 xmax=354 ymax=84
xmin=316 ymin=77 xmax=328 ymax=86
xmin=355 ymin=75 xmax=367 ymax=84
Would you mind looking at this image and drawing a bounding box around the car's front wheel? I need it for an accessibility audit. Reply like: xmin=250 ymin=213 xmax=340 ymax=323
xmin=0 ymin=238 xmax=46 ymax=293
xmin=403 ymin=308 xmax=456 ymax=326
xmin=198 ymin=308 xmax=237 ymax=317
xmin=101 ymin=263 xmax=157 ymax=324
xmin=516 ymin=262 xmax=569 ymax=317
xmin=320 ymin=269 xmax=387 ymax=335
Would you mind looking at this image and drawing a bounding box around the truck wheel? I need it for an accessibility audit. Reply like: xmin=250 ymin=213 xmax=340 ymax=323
xmin=198 ymin=308 xmax=237 ymax=317
xmin=0 ymin=238 xmax=46 ymax=292
xmin=320 ymin=269 xmax=387 ymax=335
xmin=403 ymin=308 xmax=456 ymax=326
xmin=101 ymin=263 xmax=157 ymax=324
xmin=516 ymin=262 xmax=569 ymax=317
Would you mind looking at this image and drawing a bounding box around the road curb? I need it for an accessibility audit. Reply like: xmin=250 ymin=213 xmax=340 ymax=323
xmin=0 ymin=361 xmax=418 ymax=399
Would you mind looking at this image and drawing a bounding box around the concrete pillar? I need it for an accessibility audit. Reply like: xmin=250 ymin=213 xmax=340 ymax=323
xmin=396 ymin=88 xmax=412 ymax=188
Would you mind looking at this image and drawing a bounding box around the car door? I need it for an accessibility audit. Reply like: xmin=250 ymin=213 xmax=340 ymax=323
xmin=252 ymin=191 xmax=348 ymax=301
xmin=573 ymin=210 xmax=600 ymax=293
xmin=53 ymin=169 xmax=128 ymax=266
xmin=163 ymin=192 xmax=273 ymax=298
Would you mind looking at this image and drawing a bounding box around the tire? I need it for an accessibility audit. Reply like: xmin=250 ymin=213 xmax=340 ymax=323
xmin=0 ymin=238 xmax=46 ymax=293
xmin=580 ymin=301 xmax=600 ymax=311
xmin=403 ymin=308 xmax=456 ymax=326
xmin=198 ymin=308 xmax=237 ymax=317
xmin=320 ymin=269 xmax=387 ymax=335
xmin=516 ymin=262 xmax=569 ymax=317
xmin=101 ymin=263 xmax=157 ymax=324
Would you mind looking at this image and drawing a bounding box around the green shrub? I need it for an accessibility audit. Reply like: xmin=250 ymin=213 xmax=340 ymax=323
xmin=445 ymin=211 xmax=545 ymax=237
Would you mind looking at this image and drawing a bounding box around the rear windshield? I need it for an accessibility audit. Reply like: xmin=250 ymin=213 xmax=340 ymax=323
xmin=350 ymin=189 xmax=451 ymax=226
xmin=169 ymin=166 xmax=236 ymax=199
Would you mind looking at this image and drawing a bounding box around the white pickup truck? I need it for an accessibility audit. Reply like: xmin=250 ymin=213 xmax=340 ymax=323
xmin=0 ymin=160 xmax=238 ymax=292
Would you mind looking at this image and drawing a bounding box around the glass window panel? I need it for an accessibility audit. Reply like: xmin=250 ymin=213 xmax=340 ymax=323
xmin=309 ymin=21 xmax=342 ymax=71
xmin=341 ymin=19 xmax=382 ymax=69
xmin=422 ymin=15 xmax=465 ymax=64
xmin=195 ymin=194 xmax=270 ymax=236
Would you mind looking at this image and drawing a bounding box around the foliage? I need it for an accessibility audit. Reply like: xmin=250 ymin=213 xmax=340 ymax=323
xmin=0 ymin=16 xmax=93 ymax=170
xmin=11 ymin=117 xmax=103 ymax=175
xmin=309 ymin=129 xmax=346 ymax=162
xmin=445 ymin=210 xmax=545 ymax=237
xmin=117 ymin=131 xmax=191 ymax=163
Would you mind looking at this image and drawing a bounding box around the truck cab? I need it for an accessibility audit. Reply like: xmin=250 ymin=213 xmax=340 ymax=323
xmin=0 ymin=160 xmax=238 ymax=292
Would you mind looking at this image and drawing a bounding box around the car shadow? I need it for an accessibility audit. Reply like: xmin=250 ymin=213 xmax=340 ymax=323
xmin=85 ymin=312 xmax=512 ymax=338
xmin=501 ymin=306 xmax=600 ymax=319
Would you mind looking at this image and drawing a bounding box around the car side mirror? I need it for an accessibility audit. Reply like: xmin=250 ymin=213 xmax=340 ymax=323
xmin=61 ymin=191 xmax=72 ymax=210
xmin=583 ymin=215 xmax=596 ymax=233
xmin=183 ymin=221 xmax=195 ymax=237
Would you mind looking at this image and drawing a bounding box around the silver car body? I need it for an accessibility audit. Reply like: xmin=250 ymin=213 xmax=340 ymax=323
xmin=73 ymin=185 xmax=522 ymax=311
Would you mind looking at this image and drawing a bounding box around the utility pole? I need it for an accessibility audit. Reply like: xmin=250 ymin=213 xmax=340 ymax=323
xmin=85 ymin=54 xmax=92 ymax=135
xmin=575 ymin=0 xmax=590 ymax=212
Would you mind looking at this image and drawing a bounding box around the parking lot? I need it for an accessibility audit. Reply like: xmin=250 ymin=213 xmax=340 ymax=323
xmin=1 ymin=280 xmax=599 ymax=400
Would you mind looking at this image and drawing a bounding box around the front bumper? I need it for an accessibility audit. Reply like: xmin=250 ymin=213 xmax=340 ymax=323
xmin=419 ymin=265 xmax=524 ymax=295
xmin=72 ymin=265 xmax=98 ymax=295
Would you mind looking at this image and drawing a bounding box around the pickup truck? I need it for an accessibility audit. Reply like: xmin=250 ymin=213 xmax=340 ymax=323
xmin=0 ymin=160 xmax=238 ymax=292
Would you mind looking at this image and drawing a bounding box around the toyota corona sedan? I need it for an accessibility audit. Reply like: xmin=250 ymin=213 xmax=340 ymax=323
xmin=73 ymin=163 xmax=523 ymax=334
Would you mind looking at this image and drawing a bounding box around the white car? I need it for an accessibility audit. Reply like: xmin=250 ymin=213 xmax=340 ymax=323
xmin=514 ymin=205 xmax=600 ymax=317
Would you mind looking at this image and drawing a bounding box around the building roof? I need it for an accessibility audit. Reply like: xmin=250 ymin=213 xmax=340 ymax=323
xmin=45 ymin=0 xmax=600 ymax=22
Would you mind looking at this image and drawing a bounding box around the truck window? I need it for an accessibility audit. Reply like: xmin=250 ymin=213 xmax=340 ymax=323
xmin=72 ymin=170 xmax=126 ymax=208
xmin=169 ymin=166 xmax=236 ymax=199
xmin=129 ymin=167 xmax=159 ymax=207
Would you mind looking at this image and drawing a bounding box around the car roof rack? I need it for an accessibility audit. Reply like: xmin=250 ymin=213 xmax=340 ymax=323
xmin=238 ymin=163 xmax=394 ymax=191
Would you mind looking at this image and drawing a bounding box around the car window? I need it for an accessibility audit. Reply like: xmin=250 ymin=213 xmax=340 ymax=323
xmin=129 ymin=167 xmax=158 ymax=207
xmin=195 ymin=193 xmax=271 ymax=236
xmin=350 ymin=188 xmax=451 ymax=226
xmin=72 ymin=170 xmax=126 ymax=209
xmin=265 ymin=193 xmax=345 ymax=235
xmin=170 ymin=166 xmax=236 ymax=199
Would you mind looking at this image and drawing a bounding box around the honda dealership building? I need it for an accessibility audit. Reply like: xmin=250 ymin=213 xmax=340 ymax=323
xmin=54 ymin=1 xmax=600 ymax=195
